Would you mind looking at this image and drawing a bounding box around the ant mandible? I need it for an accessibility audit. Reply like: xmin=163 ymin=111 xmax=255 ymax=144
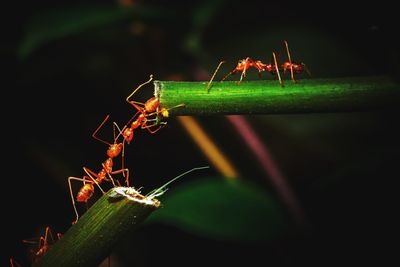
xmin=68 ymin=115 xmax=129 ymax=224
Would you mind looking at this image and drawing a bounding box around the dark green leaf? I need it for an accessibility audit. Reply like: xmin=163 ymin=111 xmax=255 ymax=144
xmin=18 ymin=4 xmax=171 ymax=59
xmin=147 ymin=177 xmax=291 ymax=242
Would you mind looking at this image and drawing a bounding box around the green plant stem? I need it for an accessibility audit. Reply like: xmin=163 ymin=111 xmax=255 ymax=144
xmin=33 ymin=187 xmax=160 ymax=267
xmin=155 ymin=76 xmax=400 ymax=115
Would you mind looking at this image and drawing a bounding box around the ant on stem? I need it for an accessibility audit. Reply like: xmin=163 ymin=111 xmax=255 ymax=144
xmin=68 ymin=115 xmax=129 ymax=224
xmin=221 ymin=53 xmax=282 ymax=85
xmin=120 ymin=75 xmax=185 ymax=144
xmin=206 ymin=52 xmax=281 ymax=91
xmin=22 ymin=226 xmax=62 ymax=263
xmin=206 ymin=40 xmax=310 ymax=91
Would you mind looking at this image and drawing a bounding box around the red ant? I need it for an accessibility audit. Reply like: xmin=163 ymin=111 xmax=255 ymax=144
xmin=220 ymin=53 xmax=281 ymax=85
xmin=206 ymin=40 xmax=310 ymax=91
xmin=121 ymin=75 xmax=184 ymax=144
xmin=22 ymin=226 xmax=62 ymax=263
xmin=68 ymin=115 xmax=129 ymax=224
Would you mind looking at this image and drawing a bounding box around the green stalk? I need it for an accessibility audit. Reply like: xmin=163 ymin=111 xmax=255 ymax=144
xmin=33 ymin=187 xmax=160 ymax=267
xmin=155 ymin=76 xmax=400 ymax=115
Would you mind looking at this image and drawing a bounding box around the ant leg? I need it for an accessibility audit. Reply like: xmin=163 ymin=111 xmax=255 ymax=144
xmin=127 ymin=101 xmax=146 ymax=110
xmin=114 ymin=110 xmax=141 ymax=143
xmin=43 ymin=226 xmax=51 ymax=242
xmin=83 ymin=167 xmax=106 ymax=193
xmin=140 ymin=102 xmax=185 ymax=134
xmin=302 ymin=63 xmax=312 ymax=77
xmin=103 ymin=167 xmax=129 ymax=186
xmin=206 ymin=60 xmax=225 ymax=92
xmin=238 ymin=68 xmax=246 ymax=84
xmin=37 ymin=226 xmax=51 ymax=253
xmin=140 ymin=113 xmax=167 ymax=134
xmin=142 ymin=121 xmax=166 ymax=134
xmin=35 ymin=237 xmax=46 ymax=257
xmin=110 ymin=168 xmax=130 ymax=187
xmin=238 ymin=57 xmax=253 ymax=84
xmin=122 ymin=110 xmax=141 ymax=131
xmin=283 ymin=40 xmax=295 ymax=83
xmin=96 ymin=163 xmax=116 ymax=187
xmin=45 ymin=226 xmax=57 ymax=244
xmin=272 ymin=52 xmax=283 ymax=87
xmin=126 ymin=75 xmax=154 ymax=103
xmin=112 ymin=121 xmax=127 ymax=180
xmin=68 ymin=176 xmax=92 ymax=224
xmin=221 ymin=68 xmax=238 ymax=82
xmin=122 ymin=139 xmax=126 ymax=181
xmin=121 ymin=140 xmax=126 ymax=180
xmin=10 ymin=258 xmax=22 ymax=267
xmin=112 ymin=120 xmax=118 ymax=142
xmin=92 ymin=115 xmax=112 ymax=146
xmin=127 ymin=101 xmax=149 ymax=118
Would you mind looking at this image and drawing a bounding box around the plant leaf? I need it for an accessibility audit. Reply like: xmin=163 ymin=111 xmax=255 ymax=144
xmin=147 ymin=177 xmax=291 ymax=242
xmin=18 ymin=4 xmax=171 ymax=59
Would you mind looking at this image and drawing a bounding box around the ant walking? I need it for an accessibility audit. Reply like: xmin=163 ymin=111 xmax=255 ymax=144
xmin=206 ymin=40 xmax=310 ymax=91
xmin=23 ymin=226 xmax=62 ymax=263
xmin=220 ymin=52 xmax=282 ymax=85
xmin=68 ymin=115 xmax=129 ymax=224
xmin=9 ymin=226 xmax=62 ymax=266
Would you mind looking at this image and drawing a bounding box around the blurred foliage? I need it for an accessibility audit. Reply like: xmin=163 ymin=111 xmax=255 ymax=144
xmin=18 ymin=4 xmax=174 ymax=59
xmin=147 ymin=177 xmax=292 ymax=242
xmin=6 ymin=0 xmax=399 ymax=266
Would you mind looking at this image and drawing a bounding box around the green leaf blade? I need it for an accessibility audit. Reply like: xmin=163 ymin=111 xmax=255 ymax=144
xmin=148 ymin=178 xmax=292 ymax=242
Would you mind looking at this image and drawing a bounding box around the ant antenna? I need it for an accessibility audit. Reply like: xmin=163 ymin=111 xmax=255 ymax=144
xmin=126 ymin=75 xmax=154 ymax=103
xmin=92 ymin=115 xmax=112 ymax=146
xmin=206 ymin=61 xmax=225 ymax=93
xmin=112 ymin=121 xmax=124 ymax=142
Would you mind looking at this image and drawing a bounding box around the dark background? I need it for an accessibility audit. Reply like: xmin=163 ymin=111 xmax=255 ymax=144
xmin=3 ymin=0 xmax=399 ymax=266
